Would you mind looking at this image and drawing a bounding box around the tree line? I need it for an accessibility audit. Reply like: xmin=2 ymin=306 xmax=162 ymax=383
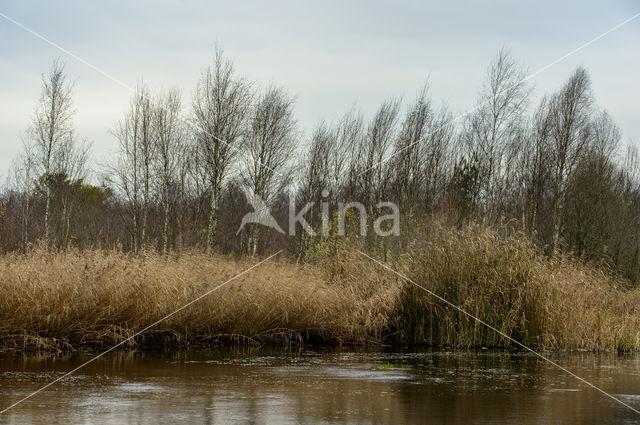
xmin=2 ymin=48 xmax=640 ymax=283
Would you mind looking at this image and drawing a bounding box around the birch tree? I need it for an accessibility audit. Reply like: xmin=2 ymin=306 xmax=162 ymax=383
xmin=391 ymin=85 xmax=433 ymax=209
xmin=111 ymin=84 xmax=153 ymax=252
xmin=192 ymin=47 xmax=252 ymax=253
xmin=241 ymin=85 xmax=297 ymax=254
xmin=547 ymin=67 xmax=593 ymax=253
xmin=360 ymin=98 xmax=401 ymax=207
xmin=11 ymin=141 xmax=36 ymax=252
xmin=462 ymin=49 xmax=529 ymax=222
xmin=153 ymin=88 xmax=184 ymax=254
xmin=30 ymin=59 xmax=75 ymax=250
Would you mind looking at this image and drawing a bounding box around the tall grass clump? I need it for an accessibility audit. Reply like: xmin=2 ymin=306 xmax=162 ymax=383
xmin=385 ymin=223 xmax=640 ymax=351
xmin=387 ymin=224 xmax=548 ymax=347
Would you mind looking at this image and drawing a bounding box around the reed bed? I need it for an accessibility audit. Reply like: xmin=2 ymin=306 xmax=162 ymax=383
xmin=1 ymin=225 xmax=639 ymax=353
xmin=0 ymin=248 xmax=400 ymax=352
xmin=389 ymin=224 xmax=640 ymax=351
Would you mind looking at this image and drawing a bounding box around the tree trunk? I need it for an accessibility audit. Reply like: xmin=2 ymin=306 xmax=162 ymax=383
xmin=551 ymin=193 xmax=564 ymax=255
xmin=162 ymin=187 xmax=170 ymax=255
xmin=207 ymin=185 xmax=219 ymax=253
xmin=44 ymin=184 xmax=51 ymax=250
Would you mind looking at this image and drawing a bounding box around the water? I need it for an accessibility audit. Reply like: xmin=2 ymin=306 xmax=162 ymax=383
xmin=1 ymin=347 xmax=640 ymax=424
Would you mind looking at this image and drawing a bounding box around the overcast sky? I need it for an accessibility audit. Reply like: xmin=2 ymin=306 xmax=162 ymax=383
xmin=1 ymin=0 xmax=638 ymax=183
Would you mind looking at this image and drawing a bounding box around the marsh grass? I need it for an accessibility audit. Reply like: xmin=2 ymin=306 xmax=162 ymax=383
xmin=0 ymin=248 xmax=399 ymax=352
xmin=1 ymin=224 xmax=639 ymax=353
xmin=387 ymin=224 xmax=640 ymax=351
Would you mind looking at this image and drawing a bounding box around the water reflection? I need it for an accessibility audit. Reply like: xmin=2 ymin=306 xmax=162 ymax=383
xmin=1 ymin=347 xmax=639 ymax=424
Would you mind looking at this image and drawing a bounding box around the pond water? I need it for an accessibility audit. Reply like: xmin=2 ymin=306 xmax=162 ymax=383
xmin=1 ymin=347 xmax=639 ymax=424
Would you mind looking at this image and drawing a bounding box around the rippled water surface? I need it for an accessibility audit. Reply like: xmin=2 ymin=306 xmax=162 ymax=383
xmin=1 ymin=347 xmax=640 ymax=424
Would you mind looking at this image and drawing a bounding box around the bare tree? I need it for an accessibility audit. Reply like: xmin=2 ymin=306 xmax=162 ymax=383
xmin=153 ymin=88 xmax=184 ymax=254
xmin=174 ymin=135 xmax=196 ymax=251
xmin=303 ymin=115 xmax=354 ymax=201
xmin=462 ymin=49 xmax=530 ymax=222
xmin=300 ymin=106 xmax=366 ymax=238
xmin=391 ymin=85 xmax=432 ymax=209
xmin=241 ymin=85 xmax=297 ymax=254
xmin=338 ymin=107 xmax=366 ymax=200
xmin=588 ymin=110 xmax=621 ymax=167
xmin=10 ymin=141 xmax=36 ymax=252
xmin=521 ymin=96 xmax=552 ymax=237
xmin=110 ymin=84 xmax=153 ymax=253
xmin=360 ymin=98 xmax=401 ymax=207
xmin=302 ymin=121 xmax=332 ymax=201
xmin=29 ymin=59 xmax=76 ymax=249
xmin=547 ymin=67 xmax=593 ymax=253
xmin=562 ymin=110 xmax=621 ymax=260
xmin=55 ymin=136 xmax=91 ymax=249
xmin=388 ymin=85 xmax=455 ymax=212
xmin=616 ymin=143 xmax=640 ymax=280
xmin=328 ymin=111 xmax=357 ymax=198
xmin=137 ymin=87 xmax=154 ymax=251
xmin=192 ymin=47 xmax=252 ymax=253
xmin=423 ymin=107 xmax=455 ymax=211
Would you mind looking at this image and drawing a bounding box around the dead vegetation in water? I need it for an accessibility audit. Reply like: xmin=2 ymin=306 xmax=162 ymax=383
xmin=1 ymin=225 xmax=639 ymax=353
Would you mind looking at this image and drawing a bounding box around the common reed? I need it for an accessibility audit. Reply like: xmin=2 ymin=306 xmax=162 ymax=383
xmin=1 ymin=225 xmax=639 ymax=353
xmin=0 ymin=248 xmax=399 ymax=352
xmin=387 ymin=224 xmax=640 ymax=351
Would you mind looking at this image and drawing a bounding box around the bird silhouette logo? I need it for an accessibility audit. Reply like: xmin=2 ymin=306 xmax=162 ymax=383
xmin=236 ymin=189 xmax=285 ymax=235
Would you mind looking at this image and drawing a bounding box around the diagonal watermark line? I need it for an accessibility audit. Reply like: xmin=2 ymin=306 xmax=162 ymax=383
xmin=355 ymin=249 xmax=640 ymax=416
xmin=355 ymin=11 xmax=640 ymax=179
xmin=0 ymin=12 xmax=135 ymax=91
xmin=0 ymin=250 xmax=282 ymax=415
xmin=522 ymin=11 xmax=640 ymax=83
xmin=0 ymin=11 xmax=288 ymax=183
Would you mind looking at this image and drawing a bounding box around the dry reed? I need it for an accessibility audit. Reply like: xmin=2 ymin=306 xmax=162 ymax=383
xmin=389 ymin=223 xmax=640 ymax=351
xmin=1 ymin=225 xmax=639 ymax=353
xmin=0 ymin=248 xmax=400 ymax=352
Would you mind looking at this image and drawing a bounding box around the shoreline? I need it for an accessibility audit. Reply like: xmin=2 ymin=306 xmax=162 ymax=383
xmin=2 ymin=226 xmax=640 ymax=355
xmin=3 ymin=339 xmax=636 ymax=357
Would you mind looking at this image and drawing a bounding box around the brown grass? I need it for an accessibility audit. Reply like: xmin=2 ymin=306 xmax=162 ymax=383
xmin=1 ymin=225 xmax=640 ymax=353
xmin=0 ymin=248 xmax=399 ymax=352
xmin=389 ymin=223 xmax=640 ymax=351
